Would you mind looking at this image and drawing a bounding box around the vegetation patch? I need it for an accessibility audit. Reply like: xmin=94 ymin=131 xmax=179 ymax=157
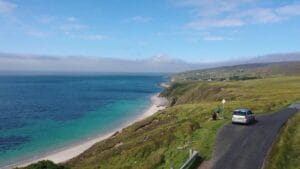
xmin=16 ymin=160 xmax=68 ymax=169
xmin=264 ymin=112 xmax=300 ymax=169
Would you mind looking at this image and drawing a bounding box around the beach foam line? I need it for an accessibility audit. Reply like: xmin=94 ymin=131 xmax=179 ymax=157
xmin=5 ymin=94 xmax=167 ymax=169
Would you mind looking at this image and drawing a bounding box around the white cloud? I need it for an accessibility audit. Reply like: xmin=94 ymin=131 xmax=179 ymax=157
xmin=146 ymin=54 xmax=183 ymax=63
xmin=73 ymin=34 xmax=107 ymax=40
xmin=124 ymin=16 xmax=152 ymax=23
xmin=188 ymin=31 xmax=231 ymax=41
xmin=276 ymin=4 xmax=300 ymax=16
xmin=55 ymin=16 xmax=108 ymax=41
xmin=59 ymin=23 xmax=88 ymax=31
xmin=237 ymin=8 xmax=282 ymax=24
xmin=66 ymin=16 xmax=78 ymax=22
xmin=174 ymin=0 xmax=251 ymax=16
xmin=203 ymin=36 xmax=225 ymax=41
xmin=187 ymin=18 xmax=244 ymax=29
xmin=0 ymin=3 xmax=108 ymax=43
xmin=37 ymin=16 xmax=78 ymax=24
xmin=0 ymin=0 xmax=16 ymax=14
xmin=36 ymin=15 xmax=56 ymax=24
xmin=27 ymin=30 xmax=49 ymax=37
xmin=175 ymin=0 xmax=300 ymax=30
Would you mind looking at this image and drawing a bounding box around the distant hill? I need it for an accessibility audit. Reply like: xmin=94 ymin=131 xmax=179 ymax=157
xmin=194 ymin=52 xmax=300 ymax=69
xmin=172 ymin=62 xmax=300 ymax=81
xmin=247 ymin=52 xmax=300 ymax=63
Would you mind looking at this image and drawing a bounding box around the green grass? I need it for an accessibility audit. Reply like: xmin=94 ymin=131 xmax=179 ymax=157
xmin=264 ymin=112 xmax=300 ymax=169
xmin=21 ymin=76 xmax=300 ymax=169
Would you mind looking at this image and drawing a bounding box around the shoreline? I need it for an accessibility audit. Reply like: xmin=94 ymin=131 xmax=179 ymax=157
xmin=4 ymin=94 xmax=168 ymax=169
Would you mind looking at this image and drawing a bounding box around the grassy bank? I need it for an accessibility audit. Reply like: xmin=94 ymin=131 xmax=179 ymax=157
xmin=264 ymin=112 xmax=300 ymax=169
xmin=21 ymin=76 xmax=300 ymax=169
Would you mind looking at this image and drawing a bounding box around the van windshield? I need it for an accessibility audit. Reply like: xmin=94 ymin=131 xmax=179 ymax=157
xmin=233 ymin=111 xmax=246 ymax=116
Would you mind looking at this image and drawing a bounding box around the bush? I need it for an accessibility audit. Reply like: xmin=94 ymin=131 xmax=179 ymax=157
xmin=17 ymin=160 xmax=68 ymax=169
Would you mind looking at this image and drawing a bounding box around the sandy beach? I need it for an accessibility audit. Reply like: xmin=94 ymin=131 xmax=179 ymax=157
xmin=5 ymin=94 xmax=168 ymax=169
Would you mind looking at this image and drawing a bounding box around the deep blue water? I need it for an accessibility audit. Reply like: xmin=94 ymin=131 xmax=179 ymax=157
xmin=0 ymin=74 xmax=166 ymax=167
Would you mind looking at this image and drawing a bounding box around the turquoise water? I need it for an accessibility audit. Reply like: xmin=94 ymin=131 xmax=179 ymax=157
xmin=0 ymin=74 xmax=166 ymax=167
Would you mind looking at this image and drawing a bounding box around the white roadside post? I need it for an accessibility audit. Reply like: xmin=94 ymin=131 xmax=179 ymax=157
xmin=222 ymin=99 xmax=226 ymax=118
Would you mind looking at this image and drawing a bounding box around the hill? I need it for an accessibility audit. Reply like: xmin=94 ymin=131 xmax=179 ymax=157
xmin=172 ymin=62 xmax=300 ymax=82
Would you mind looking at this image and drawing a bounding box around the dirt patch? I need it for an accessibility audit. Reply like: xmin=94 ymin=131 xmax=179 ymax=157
xmin=198 ymin=160 xmax=210 ymax=169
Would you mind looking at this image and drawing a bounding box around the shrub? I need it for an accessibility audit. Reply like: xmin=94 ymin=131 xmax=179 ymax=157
xmin=17 ymin=160 xmax=68 ymax=169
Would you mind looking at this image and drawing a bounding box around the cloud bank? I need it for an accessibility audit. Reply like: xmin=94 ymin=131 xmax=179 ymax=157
xmin=0 ymin=53 xmax=203 ymax=73
xmin=0 ymin=52 xmax=299 ymax=74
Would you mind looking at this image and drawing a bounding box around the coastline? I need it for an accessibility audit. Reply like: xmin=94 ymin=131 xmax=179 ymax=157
xmin=6 ymin=94 xmax=168 ymax=169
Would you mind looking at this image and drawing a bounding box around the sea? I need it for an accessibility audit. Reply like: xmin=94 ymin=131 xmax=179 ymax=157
xmin=0 ymin=74 xmax=167 ymax=167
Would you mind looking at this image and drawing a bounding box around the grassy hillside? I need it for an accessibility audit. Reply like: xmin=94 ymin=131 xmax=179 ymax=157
xmin=264 ymin=112 xmax=300 ymax=169
xmin=64 ymin=76 xmax=300 ymax=169
xmin=173 ymin=62 xmax=300 ymax=82
xmin=20 ymin=76 xmax=300 ymax=169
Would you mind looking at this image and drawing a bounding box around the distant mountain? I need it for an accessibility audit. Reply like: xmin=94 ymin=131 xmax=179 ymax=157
xmin=247 ymin=52 xmax=300 ymax=63
xmin=173 ymin=62 xmax=300 ymax=81
xmin=201 ymin=52 xmax=300 ymax=68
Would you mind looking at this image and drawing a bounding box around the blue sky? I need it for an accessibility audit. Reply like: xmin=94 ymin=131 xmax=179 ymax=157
xmin=0 ymin=0 xmax=300 ymax=62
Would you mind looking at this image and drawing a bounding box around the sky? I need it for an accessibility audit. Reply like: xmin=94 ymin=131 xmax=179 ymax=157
xmin=0 ymin=0 xmax=300 ymax=63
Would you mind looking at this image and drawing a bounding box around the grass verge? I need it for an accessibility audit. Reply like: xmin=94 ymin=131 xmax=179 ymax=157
xmin=264 ymin=112 xmax=300 ymax=169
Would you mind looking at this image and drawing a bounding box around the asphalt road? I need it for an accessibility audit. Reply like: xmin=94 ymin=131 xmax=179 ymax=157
xmin=210 ymin=104 xmax=300 ymax=169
